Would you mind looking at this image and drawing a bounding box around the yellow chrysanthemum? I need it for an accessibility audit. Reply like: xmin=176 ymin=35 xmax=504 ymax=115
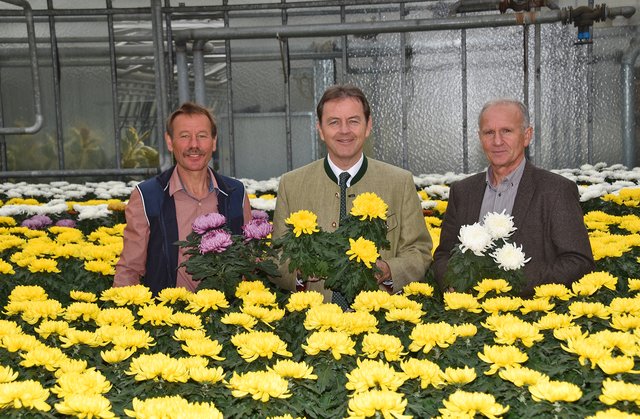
xmin=610 ymin=314 xmax=640 ymax=331
xmin=352 ymin=290 xmax=395 ymax=312
xmin=384 ymin=307 xmax=424 ymax=325
xmin=269 ymin=359 xmax=317 ymax=380
xmin=227 ymin=370 xmax=291 ymax=402
xmin=597 ymin=355 xmax=640 ymax=375
xmin=285 ymin=291 xmax=325 ymax=312
xmin=529 ymin=379 xmax=583 ymax=402
xmin=124 ymin=395 xmax=222 ymax=419
xmin=54 ymin=393 xmax=115 ymax=418
xmin=346 ymin=237 xmax=379 ymax=269
xmin=349 ymin=192 xmax=388 ymax=221
xmin=220 ymin=312 xmax=258 ymax=331
xmin=477 ymin=344 xmax=528 ymax=375
xmin=408 ymin=322 xmax=457 ymax=354
xmin=181 ymin=337 xmax=225 ymax=360
xmin=402 ymin=282 xmax=434 ymax=297
xmin=52 ymin=369 xmax=112 ymax=397
xmin=0 ymin=259 xmax=15 ymax=275
xmin=568 ymin=301 xmax=610 ymax=319
xmin=628 ymin=278 xmax=640 ymax=292
xmin=2 ymin=333 xmax=40 ymax=353
xmin=440 ymin=390 xmax=509 ymax=418
xmin=156 ymin=287 xmax=192 ymax=304
xmin=0 ymin=365 xmax=18 ymax=383
xmin=443 ymin=292 xmax=482 ymax=313
xmin=535 ymin=313 xmax=575 ymax=330
xmin=609 ymin=297 xmax=640 ymax=316
xmin=481 ymin=296 xmax=523 ymax=314
xmin=285 ymin=210 xmax=320 ymax=237
xmin=474 ymin=278 xmax=512 ymax=299
xmin=454 ymin=323 xmax=478 ymax=337
xmin=235 ymin=280 xmax=267 ymax=298
xmin=27 ymin=257 xmax=60 ymax=273
xmin=498 ymin=365 xmax=549 ymax=387
xmin=101 ymin=347 xmax=137 ymax=364
xmin=533 ymin=283 xmax=573 ymax=300
xmin=110 ymin=328 xmax=155 ymax=350
xmin=599 ymin=378 xmax=640 ymax=405
xmin=520 ymin=298 xmax=555 ymax=314
xmin=0 ymin=216 xmax=16 ymax=226
xmin=586 ymin=408 xmax=640 ymax=419
xmin=241 ymin=304 xmax=285 ymax=326
xmin=186 ymin=289 xmax=229 ymax=312
xmin=346 ymin=358 xmax=406 ymax=394
xmin=553 ymin=326 xmax=588 ymax=341
xmin=100 ymin=285 xmax=153 ymax=306
xmin=69 ymin=290 xmax=97 ymax=302
xmin=361 ymin=333 xmax=406 ymax=361
xmin=170 ymin=311 xmax=203 ymax=329
xmin=572 ymin=271 xmax=618 ymax=296
xmin=347 ymin=390 xmax=410 ymax=419
xmin=64 ymin=301 xmax=101 ymax=322
xmin=400 ymin=358 xmax=445 ymax=389
xmin=443 ymin=366 xmax=477 ymax=386
xmin=301 ymin=330 xmax=356 ymax=360
xmin=561 ymin=336 xmax=610 ymax=368
xmin=0 ymin=380 xmax=51 ymax=412
xmin=84 ymin=260 xmax=116 ymax=276
xmin=137 ymin=303 xmax=175 ymax=326
xmin=9 ymin=285 xmax=48 ymax=302
xmin=189 ymin=365 xmax=225 ymax=384
xmin=126 ymin=353 xmax=189 ymax=383
xmin=303 ymin=304 xmax=344 ymax=332
xmin=34 ymin=320 xmax=69 ymax=339
xmin=231 ymin=331 xmax=292 ymax=362
xmin=338 ymin=311 xmax=379 ymax=335
xmin=95 ymin=307 xmax=136 ymax=328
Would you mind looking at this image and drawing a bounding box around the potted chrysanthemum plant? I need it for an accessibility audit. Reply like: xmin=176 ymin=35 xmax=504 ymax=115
xmin=179 ymin=210 xmax=279 ymax=300
xmin=443 ymin=210 xmax=530 ymax=293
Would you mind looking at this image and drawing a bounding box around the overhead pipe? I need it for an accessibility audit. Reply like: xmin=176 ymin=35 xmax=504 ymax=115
xmin=150 ymin=0 xmax=170 ymax=170
xmin=0 ymin=0 xmax=43 ymax=135
xmin=450 ymin=0 xmax=560 ymax=15
xmin=192 ymin=40 xmax=206 ymax=105
xmin=176 ymin=41 xmax=190 ymax=105
xmin=622 ymin=36 xmax=640 ymax=169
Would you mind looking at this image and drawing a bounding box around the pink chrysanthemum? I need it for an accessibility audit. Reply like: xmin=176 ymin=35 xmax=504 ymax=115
xmin=243 ymin=219 xmax=273 ymax=241
xmin=199 ymin=229 xmax=233 ymax=254
xmin=192 ymin=213 xmax=226 ymax=235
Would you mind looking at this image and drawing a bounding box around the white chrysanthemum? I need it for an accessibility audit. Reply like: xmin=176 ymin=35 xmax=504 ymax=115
xmin=249 ymin=197 xmax=276 ymax=212
xmin=491 ymin=242 xmax=530 ymax=271
xmin=458 ymin=223 xmax=493 ymax=256
xmin=482 ymin=211 xmax=516 ymax=240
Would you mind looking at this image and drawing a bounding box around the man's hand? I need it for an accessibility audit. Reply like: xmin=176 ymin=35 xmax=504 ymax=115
xmin=375 ymin=259 xmax=391 ymax=284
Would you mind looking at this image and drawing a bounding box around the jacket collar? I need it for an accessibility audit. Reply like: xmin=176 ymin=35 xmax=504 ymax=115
xmin=324 ymin=155 xmax=368 ymax=186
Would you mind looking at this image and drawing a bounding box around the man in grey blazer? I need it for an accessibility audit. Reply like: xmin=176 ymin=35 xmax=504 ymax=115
xmin=433 ymin=98 xmax=595 ymax=297
xmin=271 ymin=84 xmax=433 ymax=303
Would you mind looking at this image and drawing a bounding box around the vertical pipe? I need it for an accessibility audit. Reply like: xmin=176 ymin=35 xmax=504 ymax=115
xmin=223 ymin=0 xmax=236 ymax=176
xmin=192 ymin=40 xmax=206 ymax=105
xmin=622 ymin=37 xmax=640 ymax=168
xmin=523 ymin=24 xmax=530 ymax=161
xmin=281 ymin=0 xmax=293 ymax=172
xmin=164 ymin=0 xmax=176 ymax=110
xmin=151 ymin=0 xmax=170 ymax=169
xmin=461 ymin=28 xmax=469 ymax=173
xmin=340 ymin=5 xmax=347 ymax=82
xmin=399 ymin=3 xmax=408 ymax=170
xmin=106 ymin=0 xmax=121 ymax=170
xmin=175 ymin=41 xmax=190 ymax=105
xmin=587 ymin=0 xmax=594 ymax=164
xmin=534 ymin=23 xmax=541 ymax=166
xmin=47 ymin=0 xmax=64 ymax=170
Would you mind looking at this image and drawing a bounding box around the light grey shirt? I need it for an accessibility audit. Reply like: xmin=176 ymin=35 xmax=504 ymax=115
xmin=479 ymin=158 xmax=526 ymax=221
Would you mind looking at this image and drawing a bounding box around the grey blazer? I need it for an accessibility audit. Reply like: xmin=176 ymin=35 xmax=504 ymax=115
xmin=433 ymin=161 xmax=595 ymax=297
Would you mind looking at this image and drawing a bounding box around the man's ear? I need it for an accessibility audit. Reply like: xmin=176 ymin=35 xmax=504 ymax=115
xmin=164 ymin=132 xmax=174 ymax=152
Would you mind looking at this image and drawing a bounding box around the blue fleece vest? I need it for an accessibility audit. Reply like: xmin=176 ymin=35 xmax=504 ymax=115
xmin=136 ymin=167 xmax=245 ymax=295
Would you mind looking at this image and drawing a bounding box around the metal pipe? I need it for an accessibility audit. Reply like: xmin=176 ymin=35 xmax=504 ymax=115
xmin=151 ymin=0 xmax=170 ymax=170
xmin=223 ymin=0 xmax=236 ymax=176
xmin=533 ymin=23 xmax=541 ymax=165
xmin=461 ymin=27 xmax=469 ymax=173
xmin=0 ymin=167 xmax=159 ymax=179
xmin=47 ymin=0 xmax=64 ymax=170
xmin=106 ymin=0 xmax=121 ymax=170
xmin=193 ymin=40 xmax=206 ymax=105
xmin=0 ymin=0 xmax=43 ymax=135
xmin=400 ymin=3 xmax=408 ymax=170
xmin=622 ymin=36 xmax=640 ymax=168
xmin=176 ymin=41 xmax=190 ymax=104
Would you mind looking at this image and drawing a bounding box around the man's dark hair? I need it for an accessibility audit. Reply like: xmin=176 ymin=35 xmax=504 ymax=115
xmin=316 ymin=84 xmax=371 ymax=123
xmin=166 ymin=102 xmax=217 ymax=138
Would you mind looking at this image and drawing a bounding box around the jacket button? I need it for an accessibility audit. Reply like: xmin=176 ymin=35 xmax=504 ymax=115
xmin=332 ymin=222 xmax=337 ymax=228
xmin=335 ymin=192 xmax=339 ymax=198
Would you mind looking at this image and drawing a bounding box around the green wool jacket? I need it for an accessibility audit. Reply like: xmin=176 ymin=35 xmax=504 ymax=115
xmin=271 ymin=156 xmax=433 ymax=302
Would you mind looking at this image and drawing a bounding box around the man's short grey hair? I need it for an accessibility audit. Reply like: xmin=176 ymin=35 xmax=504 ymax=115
xmin=478 ymin=98 xmax=531 ymax=130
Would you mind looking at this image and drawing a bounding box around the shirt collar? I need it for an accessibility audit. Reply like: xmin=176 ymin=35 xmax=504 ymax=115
xmin=169 ymin=167 xmax=218 ymax=197
xmin=486 ymin=157 xmax=526 ymax=189
xmin=327 ymin=154 xmax=364 ymax=187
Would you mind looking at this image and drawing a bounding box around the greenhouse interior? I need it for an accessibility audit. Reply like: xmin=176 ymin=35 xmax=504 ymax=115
xmin=2 ymin=0 xmax=640 ymax=418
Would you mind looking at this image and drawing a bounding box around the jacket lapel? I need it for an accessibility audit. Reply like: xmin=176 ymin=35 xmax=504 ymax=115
xmin=511 ymin=161 xmax=535 ymax=232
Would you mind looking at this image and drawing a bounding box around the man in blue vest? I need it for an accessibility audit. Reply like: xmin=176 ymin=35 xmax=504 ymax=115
xmin=113 ymin=102 xmax=252 ymax=294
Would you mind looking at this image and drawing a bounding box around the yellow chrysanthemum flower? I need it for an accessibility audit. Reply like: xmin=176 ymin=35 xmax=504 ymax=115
xmin=454 ymin=323 xmax=478 ymax=337
xmin=346 ymin=237 xmax=379 ymax=269
xmin=520 ymin=298 xmax=555 ymax=314
xmin=54 ymin=358 xmax=88 ymax=377
xmin=493 ymin=319 xmax=544 ymax=348
xmin=352 ymin=290 xmax=395 ymax=312
xmin=408 ymin=322 xmax=457 ymax=354
xmin=593 ymin=330 xmax=637 ymax=356
xmin=20 ymin=299 xmax=65 ymax=325
xmin=186 ymin=289 xmax=229 ymax=312
xmin=0 ymin=234 xmax=25 ymax=252
xmin=269 ymin=359 xmax=317 ymax=380
xmin=440 ymin=390 xmax=509 ymax=418
xmin=535 ymin=313 xmax=575 ymax=330
xmin=569 ymin=301 xmax=610 ymax=319
xmin=338 ymin=311 xmax=379 ymax=335
xmin=241 ymin=304 xmax=285 ymax=326
xmin=0 ymin=259 xmax=14 ymax=275
xmin=598 ymin=355 xmax=640 ymax=375
xmin=54 ymin=393 xmax=115 ymax=418
xmin=572 ymin=271 xmax=618 ymax=296
xmin=400 ymin=358 xmax=445 ymax=389
xmin=231 ymin=331 xmax=292 ymax=362
xmin=474 ymin=278 xmax=512 ymax=299
xmin=443 ymin=366 xmax=477 ymax=386
xmin=529 ymin=379 xmax=583 ymax=402
xmin=84 ymin=260 xmax=116 ymax=276
xmin=361 ymin=333 xmax=406 ymax=361
xmin=402 ymin=282 xmax=434 ymax=297
xmin=285 ymin=291 xmax=325 ymax=312
xmin=95 ymin=307 xmax=136 ymax=328
xmin=610 ymin=314 xmax=640 ymax=331
xmin=0 ymin=380 xmax=51 ymax=412
xmin=2 ymin=333 xmax=40 ymax=353
xmin=586 ymin=408 xmax=640 ymax=419
xmin=220 ymin=312 xmax=258 ymax=331
xmin=561 ymin=336 xmax=610 ymax=368
xmin=27 ymin=257 xmax=60 ymax=273
xmin=100 ymin=285 xmax=153 ymax=306
xmin=0 ymin=216 xmax=16 ymax=226
xmin=385 ymin=307 xmax=424 ymax=325
xmin=553 ymin=326 xmax=588 ymax=341
xmin=101 ymin=347 xmax=137 ymax=364
xmin=52 ymin=369 xmax=112 ymax=397
xmin=628 ymin=278 xmax=640 ymax=292
xmin=349 ymin=192 xmax=388 ymax=220
xmin=609 ymin=297 xmax=640 ymax=316
xmin=599 ymin=378 xmax=640 ymax=405
xmin=126 ymin=353 xmax=189 ymax=383
xmin=64 ymin=301 xmax=101 ymax=322
xmin=301 ymin=330 xmax=356 ymax=360
xmin=69 ymin=290 xmax=97 ymax=302
xmin=170 ymin=311 xmax=204 ymax=329
xmin=481 ymin=296 xmax=523 ymax=314
xmin=346 ymin=390 xmax=410 ymax=419
xmin=477 ymin=344 xmax=528 ymax=375
xmin=59 ymin=328 xmax=106 ymax=348
xmin=156 ymin=287 xmax=192 ymax=304
xmin=235 ymin=280 xmax=267 ymax=298
xmin=443 ymin=292 xmax=482 ymax=313
xmin=137 ymin=303 xmax=175 ymax=326
xmin=9 ymin=285 xmax=48 ymax=302
xmin=285 ymin=210 xmax=320 ymax=237
xmin=303 ymin=304 xmax=344 ymax=332
xmin=181 ymin=337 xmax=225 ymax=360
xmin=533 ymin=283 xmax=573 ymax=300
xmin=0 ymin=365 xmax=18 ymax=383
xmin=227 ymin=370 xmax=291 ymax=402
xmin=498 ymin=365 xmax=549 ymax=387
xmin=124 ymin=395 xmax=223 ymax=419
xmin=110 ymin=328 xmax=155 ymax=350
xmin=239 ymin=289 xmax=277 ymax=307
xmin=189 ymin=365 xmax=225 ymax=384
xmin=34 ymin=320 xmax=69 ymax=339
xmin=173 ymin=327 xmax=207 ymax=342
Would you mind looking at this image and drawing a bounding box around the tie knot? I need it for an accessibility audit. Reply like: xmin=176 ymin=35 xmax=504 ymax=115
xmin=339 ymin=172 xmax=350 ymax=186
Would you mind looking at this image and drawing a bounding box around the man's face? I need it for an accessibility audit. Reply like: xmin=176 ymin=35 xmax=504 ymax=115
xmin=165 ymin=113 xmax=217 ymax=173
xmin=478 ymin=103 xmax=532 ymax=174
xmin=317 ymin=97 xmax=372 ymax=170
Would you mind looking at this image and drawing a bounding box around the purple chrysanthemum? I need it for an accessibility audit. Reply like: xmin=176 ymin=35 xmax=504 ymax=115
xmin=242 ymin=218 xmax=273 ymax=241
xmin=192 ymin=212 xmax=227 ymax=235
xmin=251 ymin=210 xmax=269 ymax=221
xmin=21 ymin=214 xmax=53 ymax=230
xmin=55 ymin=219 xmax=77 ymax=228
xmin=199 ymin=229 xmax=233 ymax=254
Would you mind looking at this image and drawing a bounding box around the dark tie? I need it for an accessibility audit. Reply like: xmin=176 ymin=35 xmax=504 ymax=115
xmin=332 ymin=171 xmax=352 ymax=311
